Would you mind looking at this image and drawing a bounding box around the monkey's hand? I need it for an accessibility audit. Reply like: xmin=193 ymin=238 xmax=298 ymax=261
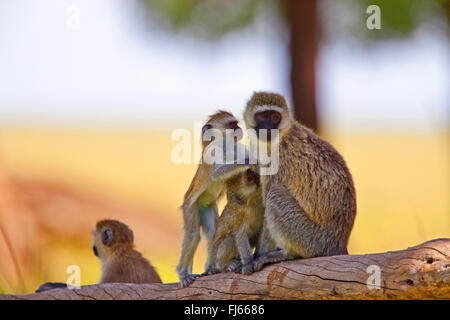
xmin=225 ymin=259 xmax=242 ymax=273
xmin=252 ymin=255 xmax=266 ymax=273
xmin=241 ymin=262 xmax=254 ymax=275
xmin=202 ymin=265 xmax=220 ymax=276
xmin=210 ymin=162 xmax=250 ymax=182
xmin=179 ymin=272 xmax=200 ymax=288
xmin=252 ymin=248 xmax=295 ymax=272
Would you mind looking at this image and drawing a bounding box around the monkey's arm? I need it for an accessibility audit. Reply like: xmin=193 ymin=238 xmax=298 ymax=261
xmin=234 ymin=227 xmax=254 ymax=274
xmin=270 ymin=184 xmax=340 ymax=256
xmin=210 ymin=162 xmax=250 ymax=182
xmin=208 ymin=212 xmax=236 ymax=272
xmin=253 ymin=184 xmax=324 ymax=272
xmin=183 ymin=166 xmax=210 ymax=209
xmin=213 ymin=205 xmax=245 ymax=245
xmin=211 ymin=141 xmax=251 ymax=181
xmin=254 ymin=217 xmax=276 ymax=258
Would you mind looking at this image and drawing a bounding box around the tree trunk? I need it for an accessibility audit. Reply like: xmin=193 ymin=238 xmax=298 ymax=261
xmin=285 ymin=0 xmax=319 ymax=132
xmin=1 ymin=239 xmax=448 ymax=300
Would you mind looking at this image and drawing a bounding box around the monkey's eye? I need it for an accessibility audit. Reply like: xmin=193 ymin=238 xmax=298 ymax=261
xmin=255 ymin=112 xmax=268 ymax=121
xmin=255 ymin=111 xmax=281 ymax=125
xmin=202 ymin=124 xmax=212 ymax=136
xmin=271 ymin=112 xmax=281 ymax=123
xmin=226 ymin=121 xmax=239 ymax=130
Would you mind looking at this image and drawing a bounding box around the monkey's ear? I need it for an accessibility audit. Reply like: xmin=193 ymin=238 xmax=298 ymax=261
xmin=102 ymin=228 xmax=113 ymax=246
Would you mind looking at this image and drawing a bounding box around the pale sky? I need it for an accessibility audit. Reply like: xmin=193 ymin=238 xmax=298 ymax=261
xmin=0 ymin=0 xmax=448 ymax=131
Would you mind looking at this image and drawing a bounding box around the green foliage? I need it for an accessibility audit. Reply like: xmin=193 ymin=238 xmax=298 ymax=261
xmin=139 ymin=0 xmax=264 ymax=39
xmin=138 ymin=0 xmax=448 ymax=42
xmin=359 ymin=0 xmax=448 ymax=39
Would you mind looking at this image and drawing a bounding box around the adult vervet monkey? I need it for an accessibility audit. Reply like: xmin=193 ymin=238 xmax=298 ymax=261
xmin=243 ymin=92 xmax=356 ymax=271
xmin=177 ymin=110 xmax=250 ymax=287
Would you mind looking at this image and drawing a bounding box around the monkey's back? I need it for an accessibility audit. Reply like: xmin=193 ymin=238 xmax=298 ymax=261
xmin=102 ymin=250 xmax=162 ymax=284
xmin=275 ymin=122 xmax=356 ymax=239
xmin=183 ymin=165 xmax=210 ymax=209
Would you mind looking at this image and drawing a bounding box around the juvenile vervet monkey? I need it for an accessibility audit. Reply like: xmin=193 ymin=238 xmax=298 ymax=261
xmin=93 ymin=219 xmax=162 ymax=284
xmin=177 ymin=110 xmax=250 ymax=287
xmin=243 ymin=92 xmax=356 ymax=272
xmin=35 ymin=219 xmax=161 ymax=292
xmin=211 ymin=168 xmax=264 ymax=275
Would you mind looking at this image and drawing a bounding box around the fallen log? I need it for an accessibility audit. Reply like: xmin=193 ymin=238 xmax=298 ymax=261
xmin=1 ymin=239 xmax=449 ymax=300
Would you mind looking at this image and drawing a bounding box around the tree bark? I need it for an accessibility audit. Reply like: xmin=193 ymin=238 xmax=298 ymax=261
xmin=1 ymin=239 xmax=448 ymax=300
xmin=285 ymin=0 xmax=319 ymax=132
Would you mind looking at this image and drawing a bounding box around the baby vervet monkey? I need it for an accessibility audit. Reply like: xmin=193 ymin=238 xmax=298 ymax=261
xmin=177 ymin=110 xmax=251 ymax=287
xmin=93 ymin=219 xmax=162 ymax=284
xmin=210 ymin=168 xmax=264 ymax=275
xmin=243 ymin=92 xmax=357 ymax=272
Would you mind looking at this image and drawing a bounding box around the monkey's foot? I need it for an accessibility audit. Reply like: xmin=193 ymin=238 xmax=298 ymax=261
xmin=179 ymin=273 xmax=200 ymax=287
xmin=252 ymin=257 xmax=266 ymax=272
xmin=252 ymin=249 xmax=295 ymax=272
xmin=241 ymin=262 xmax=254 ymax=275
xmin=201 ymin=266 xmax=219 ymax=276
xmin=226 ymin=259 xmax=242 ymax=273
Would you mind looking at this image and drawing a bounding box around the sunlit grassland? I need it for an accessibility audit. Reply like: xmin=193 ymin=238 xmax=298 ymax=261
xmin=0 ymin=128 xmax=448 ymax=293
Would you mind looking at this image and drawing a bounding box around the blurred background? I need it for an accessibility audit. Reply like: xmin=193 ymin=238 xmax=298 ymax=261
xmin=0 ymin=0 xmax=448 ymax=294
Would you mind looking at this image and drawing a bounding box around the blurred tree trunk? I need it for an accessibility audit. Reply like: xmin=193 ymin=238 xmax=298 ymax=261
xmin=285 ymin=0 xmax=319 ymax=132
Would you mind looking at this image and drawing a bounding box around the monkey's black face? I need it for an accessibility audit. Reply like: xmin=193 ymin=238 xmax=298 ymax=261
xmin=93 ymin=245 xmax=98 ymax=257
xmin=254 ymin=111 xmax=281 ymax=140
xmin=245 ymin=169 xmax=260 ymax=187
